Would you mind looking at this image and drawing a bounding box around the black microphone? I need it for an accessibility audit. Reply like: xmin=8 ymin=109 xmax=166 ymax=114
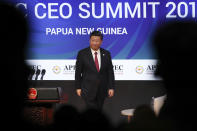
xmin=40 ymin=69 xmax=46 ymax=80
xmin=28 ymin=68 xmax=35 ymax=80
xmin=35 ymin=69 xmax=41 ymax=81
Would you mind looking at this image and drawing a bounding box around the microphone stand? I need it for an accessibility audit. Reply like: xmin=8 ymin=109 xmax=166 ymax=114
xmin=34 ymin=69 xmax=40 ymax=88
xmin=28 ymin=68 xmax=35 ymax=80
xmin=41 ymin=69 xmax=46 ymax=80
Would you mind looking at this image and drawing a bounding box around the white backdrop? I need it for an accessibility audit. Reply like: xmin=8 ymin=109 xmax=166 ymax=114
xmin=27 ymin=60 xmax=161 ymax=80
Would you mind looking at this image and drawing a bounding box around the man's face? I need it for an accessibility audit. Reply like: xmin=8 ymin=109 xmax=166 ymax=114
xmin=89 ymin=36 xmax=102 ymax=51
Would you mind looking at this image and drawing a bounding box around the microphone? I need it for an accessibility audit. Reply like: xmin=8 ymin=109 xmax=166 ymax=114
xmin=28 ymin=68 xmax=35 ymax=80
xmin=35 ymin=69 xmax=40 ymax=81
xmin=40 ymin=69 xmax=46 ymax=80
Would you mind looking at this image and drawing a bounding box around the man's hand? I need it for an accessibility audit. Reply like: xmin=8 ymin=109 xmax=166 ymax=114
xmin=76 ymin=89 xmax=82 ymax=97
xmin=108 ymin=89 xmax=114 ymax=98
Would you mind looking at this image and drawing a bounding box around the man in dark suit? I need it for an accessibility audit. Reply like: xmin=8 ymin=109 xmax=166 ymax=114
xmin=75 ymin=31 xmax=115 ymax=110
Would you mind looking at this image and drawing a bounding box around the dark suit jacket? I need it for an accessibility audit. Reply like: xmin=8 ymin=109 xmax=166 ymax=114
xmin=75 ymin=47 xmax=115 ymax=100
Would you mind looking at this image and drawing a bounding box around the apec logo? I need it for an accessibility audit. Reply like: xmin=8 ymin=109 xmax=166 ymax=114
xmin=31 ymin=65 xmax=41 ymax=70
xmin=63 ymin=65 xmax=76 ymax=74
xmin=113 ymin=65 xmax=123 ymax=71
xmin=52 ymin=66 xmax=61 ymax=74
xmin=136 ymin=66 xmax=144 ymax=74
xmin=136 ymin=65 xmax=157 ymax=75
xmin=113 ymin=65 xmax=123 ymax=75
xmin=52 ymin=65 xmax=76 ymax=75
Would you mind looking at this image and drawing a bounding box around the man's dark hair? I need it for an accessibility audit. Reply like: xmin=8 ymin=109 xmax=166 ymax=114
xmin=90 ymin=31 xmax=103 ymax=40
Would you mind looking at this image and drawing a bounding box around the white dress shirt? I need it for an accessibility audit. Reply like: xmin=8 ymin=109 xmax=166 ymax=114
xmin=90 ymin=48 xmax=101 ymax=69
